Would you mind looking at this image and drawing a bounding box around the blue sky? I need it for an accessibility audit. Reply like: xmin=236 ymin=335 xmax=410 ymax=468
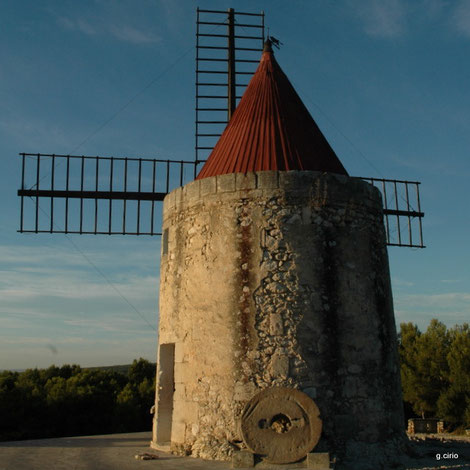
xmin=1 ymin=0 xmax=469 ymax=370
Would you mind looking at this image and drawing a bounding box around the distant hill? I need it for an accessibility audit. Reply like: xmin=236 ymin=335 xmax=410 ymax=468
xmin=1 ymin=363 xmax=156 ymax=375
xmin=86 ymin=363 xmax=155 ymax=376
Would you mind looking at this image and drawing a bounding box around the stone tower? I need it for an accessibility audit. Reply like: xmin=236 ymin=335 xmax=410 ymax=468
xmin=152 ymin=41 xmax=405 ymax=469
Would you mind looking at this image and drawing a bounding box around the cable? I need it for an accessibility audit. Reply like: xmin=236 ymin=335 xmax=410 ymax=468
xmin=29 ymin=17 xmax=230 ymax=191
xmin=63 ymin=232 xmax=157 ymax=332
xmin=296 ymin=85 xmax=386 ymax=178
xmin=28 ymin=44 xmax=195 ymax=192
xmin=295 ymin=83 xmax=422 ymax=215
xmin=68 ymin=45 xmax=195 ymax=157
xmin=35 ymin=202 xmax=157 ymax=332
xmin=20 ymin=16 xmax=235 ymax=330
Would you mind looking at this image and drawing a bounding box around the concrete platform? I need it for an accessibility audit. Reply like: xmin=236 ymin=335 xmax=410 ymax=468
xmin=0 ymin=432 xmax=229 ymax=470
xmin=1 ymin=432 xmax=469 ymax=470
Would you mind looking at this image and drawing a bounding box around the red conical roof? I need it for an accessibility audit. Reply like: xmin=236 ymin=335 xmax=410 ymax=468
xmin=196 ymin=41 xmax=348 ymax=180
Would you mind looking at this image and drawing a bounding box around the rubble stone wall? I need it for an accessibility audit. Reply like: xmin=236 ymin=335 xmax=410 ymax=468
xmin=153 ymin=171 xmax=405 ymax=468
xmin=408 ymin=419 xmax=444 ymax=434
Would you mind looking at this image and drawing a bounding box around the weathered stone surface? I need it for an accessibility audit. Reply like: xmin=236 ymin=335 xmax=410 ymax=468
xmin=268 ymin=351 xmax=289 ymax=377
xmin=269 ymin=313 xmax=283 ymax=335
xmin=307 ymin=452 xmax=330 ymax=469
xmin=241 ymin=387 xmax=322 ymax=464
xmin=200 ymin=176 xmax=217 ymax=197
xmin=257 ymin=170 xmax=278 ymax=189
xmin=231 ymin=450 xmax=254 ymax=468
xmin=183 ymin=180 xmax=200 ymax=200
xmin=235 ymin=172 xmax=257 ymax=191
xmin=216 ymin=173 xmax=236 ymax=193
xmin=153 ymin=170 xmax=405 ymax=467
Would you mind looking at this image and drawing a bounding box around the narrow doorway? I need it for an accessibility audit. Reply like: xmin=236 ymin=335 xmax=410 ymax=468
xmin=155 ymin=343 xmax=175 ymax=445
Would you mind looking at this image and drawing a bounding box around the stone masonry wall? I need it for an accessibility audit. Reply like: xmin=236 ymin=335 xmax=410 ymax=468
xmin=153 ymin=171 xmax=405 ymax=469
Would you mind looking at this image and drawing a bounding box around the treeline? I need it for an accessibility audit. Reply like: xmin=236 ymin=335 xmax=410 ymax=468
xmin=0 ymin=358 xmax=155 ymax=441
xmin=1 ymin=322 xmax=468 ymax=441
xmin=399 ymin=320 xmax=470 ymax=430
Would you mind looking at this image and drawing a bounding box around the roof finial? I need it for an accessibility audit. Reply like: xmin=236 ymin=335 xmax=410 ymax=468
xmin=264 ymin=35 xmax=283 ymax=52
xmin=263 ymin=37 xmax=273 ymax=52
xmin=269 ymin=36 xmax=283 ymax=49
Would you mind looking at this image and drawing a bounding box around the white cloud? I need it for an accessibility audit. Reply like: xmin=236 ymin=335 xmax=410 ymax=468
xmin=108 ymin=24 xmax=160 ymax=45
xmin=57 ymin=15 xmax=160 ymax=45
xmin=0 ymin=334 xmax=157 ymax=370
xmin=392 ymin=277 xmax=414 ymax=287
xmin=0 ymin=116 xmax=76 ymax=152
xmin=62 ymin=316 xmax=150 ymax=334
xmin=354 ymin=0 xmax=408 ymax=38
xmin=394 ymin=291 xmax=470 ymax=327
xmin=451 ymin=0 xmax=470 ymax=37
xmin=0 ymin=271 xmax=158 ymax=302
xmin=0 ymin=243 xmax=159 ymax=271
xmin=0 ymin=241 xmax=159 ymax=338
xmin=398 ymin=292 xmax=470 ymax=306
xmin=57 ymin=17 xmax=96 ymax=36
xmin=420 ymin=0 xmax=447 ymax=19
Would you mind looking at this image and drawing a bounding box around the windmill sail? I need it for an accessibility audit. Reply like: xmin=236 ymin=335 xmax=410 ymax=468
xmin=18 ymin=153 xmax=198 ymax=235
xmin=17 ymin=8 xmax=424 ymax=247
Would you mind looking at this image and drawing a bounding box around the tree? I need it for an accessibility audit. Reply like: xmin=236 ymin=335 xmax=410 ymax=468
xmin=129 ymin=358 xmax=154 ymax=385
xmin=117 ymin=360 xmax=156 ymax=432
xmin=0 ymin=360 xmax=155 ymax=441
xmin=399 ymin=322 xmax=424 ymax=417
xmin=0 ymin=371 xmax=21 ymax=440
xmin=399 ymin=319 xmax=470 ymax=429
xmin=437 ymin=323 xmax=470 ymax=426
xmin=399 ymin=320 xmax=450 ymax=418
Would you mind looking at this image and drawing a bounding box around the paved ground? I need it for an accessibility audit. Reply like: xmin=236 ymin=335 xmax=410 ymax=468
xmin=0 ymin=433 xmax=229 ymax=470
xmin=0 ymin=432 xmax=469 ymax=470
xmin=403 ymin=434 xmax=470 ymax=470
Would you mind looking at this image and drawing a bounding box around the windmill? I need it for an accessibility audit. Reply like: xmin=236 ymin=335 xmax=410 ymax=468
xmin=17 ymin=7 xmax=426 ymax=468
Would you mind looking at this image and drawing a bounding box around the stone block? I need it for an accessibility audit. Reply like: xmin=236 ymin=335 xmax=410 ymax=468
xmin=343 ymin=376 xmax=357 ymax=398
xmin=182 ymin=401 xmax=198 ymax=424
xmin=347 ymin=364 xmax=362 ymax=374
xmin=302 ymin=206 xmax=312 ymax=223
xmin=216 ymin=173 xmax=236 ymax=193
xmin=173 ymin=186 xmax=183 ymax=207
xmin=334 ymin=414 xmax=356 ymax=439
xmin=170 ymin=418 xmax=185 ymax=443
xmin=231 ymin=450 xmax=254 ymax=468
xmin=174 ymin=362 xmax=190 ymax=383
xmin=200 ymin=176 xmax=217 ymax=197
xmin=256 ymin=170 xmax=278 ymax=189
xmin=269 ymin=313 xmax=283 ymax=335
xmin=216 ymin=191 xmax=241 ymax=204
xmin=269 ymin=351 xmax=289 ymax=377
xmin=307 ymin=452 xmax=330 ymax=469
xmin=183 ymin=180 xmax=200 ymax=200
xmin=174 ymin=342 xmax=184 ymax=363
xmin=162 ymin=194 xmax=168 ymax=214
xmin=165 ymin=190 xmax=175 ymax=211
xmin=279 ymin=170 xmax=315 ymax=189
xmin=233 ymin=381 xmax=257 ymax=401
xmin=173 ymin=383 xmax=186 ymax=402
xmin=171 ymin=402 xmax=198 ymax=439
xmin=236 ymin=172 xmax=257 ymax=190
xmin=408 ymin=418 xmax=441 ymax=434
